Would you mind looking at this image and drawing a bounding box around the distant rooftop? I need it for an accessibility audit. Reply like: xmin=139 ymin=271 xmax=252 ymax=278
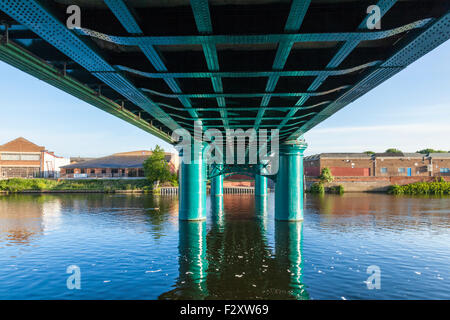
xmin=63 ymin=150 xmax=176 ymax=169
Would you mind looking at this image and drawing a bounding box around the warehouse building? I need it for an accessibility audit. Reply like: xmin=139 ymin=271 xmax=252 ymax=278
xmin=0 ymin=137 xmax=69 ymax=179
xmin=304 ymin=152 xmax=450 ymax=177
xmin=60 ymin=150 xmax=179 ymax=179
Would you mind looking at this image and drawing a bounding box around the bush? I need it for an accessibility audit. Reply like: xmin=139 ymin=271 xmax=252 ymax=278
xmin=388 ymin=181 xmax=450 ymax=195
xmin=330 ymin=185 xmax=345 ymax=195
xmin=310 ymin=182 xmax=325 ymax=194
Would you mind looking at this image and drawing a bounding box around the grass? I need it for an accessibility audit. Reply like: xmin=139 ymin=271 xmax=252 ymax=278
xmin=0 ymin=178 xmax=155 ymax=193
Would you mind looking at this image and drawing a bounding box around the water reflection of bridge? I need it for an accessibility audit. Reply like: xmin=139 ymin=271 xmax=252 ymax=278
xmin=160 ymin=196 xmax=309 ymax=300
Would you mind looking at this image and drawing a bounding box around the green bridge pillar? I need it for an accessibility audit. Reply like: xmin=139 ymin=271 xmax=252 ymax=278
xmin=255 ymin=173 xmax=268 ymax=197
xmin=179 ymin=141 xmax=207 ymax=220
xmin=211 ymin=164 xmax=224 ymax=197
xmin=275 ymin=140 xmax=308 ymax=221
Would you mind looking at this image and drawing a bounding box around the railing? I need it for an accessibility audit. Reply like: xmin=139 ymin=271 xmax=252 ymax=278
xmin=160 ymin=187 xmax=178 ymax=195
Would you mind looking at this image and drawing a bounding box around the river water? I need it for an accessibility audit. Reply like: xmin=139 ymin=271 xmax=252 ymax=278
xmin=0 ymin=193 xmax=448 ymax=300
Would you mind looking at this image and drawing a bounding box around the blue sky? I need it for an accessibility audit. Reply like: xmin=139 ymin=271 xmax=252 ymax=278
xmin=0 ymin=40 xmax=449 ymax=158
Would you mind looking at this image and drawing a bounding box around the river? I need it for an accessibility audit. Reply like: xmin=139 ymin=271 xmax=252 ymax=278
xmin=0 ymin=193 xmax=449 ymax=299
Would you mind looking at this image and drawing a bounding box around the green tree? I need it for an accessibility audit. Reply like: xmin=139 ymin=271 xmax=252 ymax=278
xmin=385 ymin=148 xmax=402 ymax=154
xmin=364 ymin=151 xmax=375 ymax=155
xmin=143 ymin=145 xmax=174 ymax=188
xmin=416 ymin=148 xmax=448 ymax=154
xmin=319 ymin=167 xmax=334 ymax=183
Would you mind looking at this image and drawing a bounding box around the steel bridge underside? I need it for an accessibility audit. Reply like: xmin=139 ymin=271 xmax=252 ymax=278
xmin=0 ymin=0 xmax=449 ymax=220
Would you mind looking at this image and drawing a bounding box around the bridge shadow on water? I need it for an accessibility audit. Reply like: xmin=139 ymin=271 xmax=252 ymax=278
xmin=159 ymin=194 xmax=309 ymax=300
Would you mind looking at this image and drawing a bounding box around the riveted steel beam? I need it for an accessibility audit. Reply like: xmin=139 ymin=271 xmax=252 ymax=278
xmin=104 ymin=0 xmax=200 ymax=121
xmin=0 ymin=0 xmax=181 ymax=135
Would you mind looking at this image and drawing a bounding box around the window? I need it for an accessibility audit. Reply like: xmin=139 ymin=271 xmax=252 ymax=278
xmin=112 ymin=169 xmax=119 ymax=174
xmin=66 ymin=169 xmax=74 ymax=174
xmin=440 ymin=168 xmax=450 ymax=173
xmin=398 ymin=168 xmax=406 ymax=173
xmin=101 ymin=169 xmax=106 ymax=174
xmin=20 ymin=154 xmax=40 ymax=161
xmin=0 ymin=153 xmax=40 ymax=161
xmin=1 ymin=153 xmax=20 ymax=160
xmin=80 ymin=169 xmax=85 ymax=174
xmin=380 ymin=168 xmax=387 ymax=174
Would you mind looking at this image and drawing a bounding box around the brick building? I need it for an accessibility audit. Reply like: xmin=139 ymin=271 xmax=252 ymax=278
xmin=304 ymin=152 xmax=450 ymax=177
xmin=304 ymin=153 xmax=373 ymax=177
xmin=60 ymin=150 xmax=179 ymax=179
xmin=0 ymin=137 xmax=69 ymax=179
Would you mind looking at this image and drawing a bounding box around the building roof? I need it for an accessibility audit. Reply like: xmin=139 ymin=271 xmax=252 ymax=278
xmin=62 ymin=150 xmax=176 ymax=169
xmin=0 ymin=137 xmax=44 ymax=152
xmin=428 ymin=153 xmax=450 ymax=158
xmin=304 ymin=153 xmax=371 ymax=161
xmin=62 ymin=154 xmax=149 ymax=169
xmin=374 ymin=152 xmax=423 ymax=158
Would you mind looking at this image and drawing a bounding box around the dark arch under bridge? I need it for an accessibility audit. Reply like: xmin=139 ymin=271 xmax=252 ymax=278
xmin=0 ymin=0 xmax=449 ymax=221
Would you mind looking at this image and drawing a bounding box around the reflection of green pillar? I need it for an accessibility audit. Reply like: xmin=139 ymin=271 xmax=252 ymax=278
xmin=275 ymin=140 xmax=307 ymax=221
xmin=178 ymin=221 xmax=209 ymax=299
xmin=211 ymin=165 xmax=223 ymax=197
xmin=275 ymin=221 xmax=309 ymax=300
xmin=255 ymin=174 xmax=268 ymax=196
xmin=255 ymin=194 xmax=267 ymax=215
xmin=179 ymin=141 xmax=207 ymax=220
xmin=211 ymin=193 xmax=224 ymax=222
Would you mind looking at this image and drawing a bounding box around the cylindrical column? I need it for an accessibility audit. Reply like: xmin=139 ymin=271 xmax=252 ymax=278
xmin=255 ymin=174 xmax=268 ymax=196
xmin=210 ymin=164 xmax=224 ymax=197
xmin=275 ymin=140 xmax=307 ymax=221
xmin=179 ymin=141 xmax=207 ymax=220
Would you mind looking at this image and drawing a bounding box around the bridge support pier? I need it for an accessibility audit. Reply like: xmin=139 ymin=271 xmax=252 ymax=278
xmin=211 ymin=164 xmax=224 ymax=197
xmin=255 ymin=173 xmax=268 ymax=215
xmin=179 ymin=141 xmax=207 ymax=221
xmin=275 ymin=140 xmax=307 ymax=221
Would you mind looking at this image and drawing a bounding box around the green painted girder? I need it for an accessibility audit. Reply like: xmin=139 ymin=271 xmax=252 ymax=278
xmin=190 ymin=0 xmax=229 ymax=129
xmin=104 ymin=0 xmax=200 ymax=121
xmin=280 ymin=0 xmax=398 ymax=132
xmin=289 ymin=11 xmax=450 ymax=140
xmin=141 ymin=85 xmax=349 ymax=98
xmin=0 ymin=37 xmax=173 ymax=144
xmin=116 ymin=60 xmax=380 ymax=79
xmin=0 ymin=0 xmax=181 ymax=136
xmin=255 ymin=0 xmax=311 ymax=129
xmin=78 ymin=19 xmax=430 ymax=46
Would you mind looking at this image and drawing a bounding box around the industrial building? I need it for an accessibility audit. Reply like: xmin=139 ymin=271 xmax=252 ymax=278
xmin=60 ymin=150 xmax=179 ymax=179
xmin=304 ymin=152 xmax=450 ymax=177
xmin=0 ymin=137 xmax=70 ymax=179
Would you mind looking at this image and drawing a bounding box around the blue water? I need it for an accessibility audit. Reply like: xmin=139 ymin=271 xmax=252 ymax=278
xmin=0 ymin=193 xmax=449 ymax=299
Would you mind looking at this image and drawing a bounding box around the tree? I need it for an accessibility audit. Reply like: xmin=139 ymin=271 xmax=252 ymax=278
xmin=364 ymin=151 xmax=375 ymax=155
xmin=416 ymin=148 xmax=448 ymax=154
xmin=143 ymin=145 xmax=174 ymax=188
xmin=385 ymin=148 xmax=402 ymax=154
xmin=319 ymin=167 xmax=334 ymax=183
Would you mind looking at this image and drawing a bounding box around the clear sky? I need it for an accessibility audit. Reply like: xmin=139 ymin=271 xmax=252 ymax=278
xmin=0 ymin=40 xmax=449 ymax=158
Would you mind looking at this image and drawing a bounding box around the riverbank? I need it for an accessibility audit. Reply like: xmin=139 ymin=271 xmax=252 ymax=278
xmin=306 ymin=176 xmax=450 ymax=192
xmin=0 ymin=178 xmax=156 ymax=193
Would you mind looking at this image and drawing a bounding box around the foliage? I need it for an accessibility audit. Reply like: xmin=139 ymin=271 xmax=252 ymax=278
xmin=143 ymin=145 xmax=177 ymax=187
xmin=330 ymin=185 xmax=345 ymax=195
xmin=309 ymin=182 xmax=325 ymax=194
xmin=385 ymin=148 xmax=402 ymax=154
xmin=388 ymin=180 xmax=450 ymax=195
xmin=319 ymin=167 xmax=334 ymax=183
xmin=364 ymin=151 xmax=375 ymax=155
xmin=0 ymin=178 xmax=151 ymax=192
xmin=416 ymin=148 xmax=448 ymax=154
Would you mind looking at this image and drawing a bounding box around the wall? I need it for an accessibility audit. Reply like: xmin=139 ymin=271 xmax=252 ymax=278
xmin=306 ymin=176 xmax=450 ymax=192
xmin=375 ymin=157 xmax=429 ymax=177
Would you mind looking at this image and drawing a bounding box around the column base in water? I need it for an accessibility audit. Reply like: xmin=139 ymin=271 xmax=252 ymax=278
xmin=179 ymin=141 xmax=207 ymax=221
xmin=275 ymin=139 xmax=307 ymax=221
